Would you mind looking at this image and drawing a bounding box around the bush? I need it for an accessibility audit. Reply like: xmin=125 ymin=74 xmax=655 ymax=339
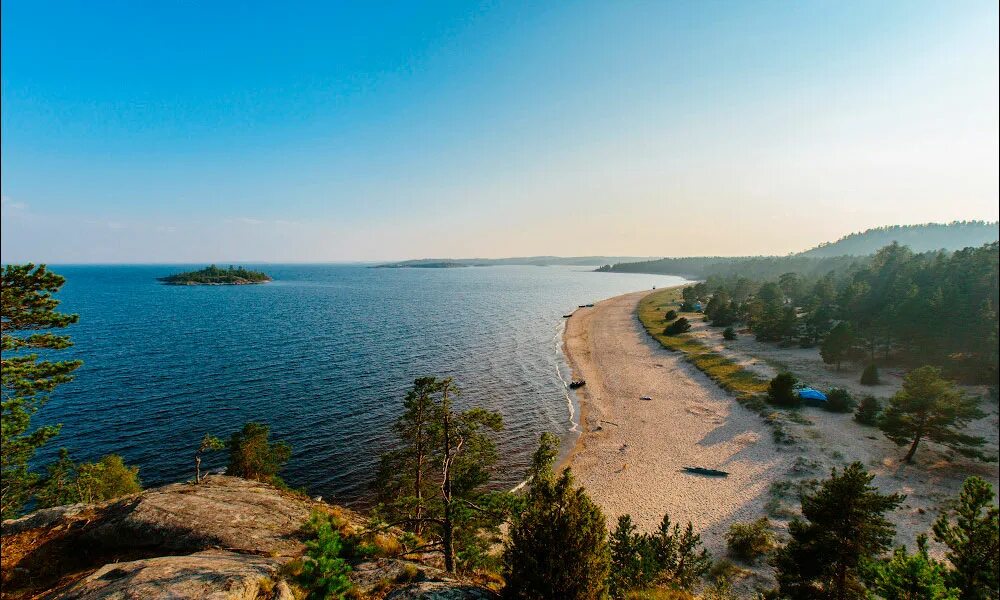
xmin=664 ymin=309 xmax=678 ymax=321
xmin=503 ymin=437 xmax=610 ymax=600
xmin=825 ymin=388 xmax=854 ymax=413
xmin=227 ymin=422 xmax=292 ymax=485
xmin=296 ymin=511 xmax=353 ymax=599
xmin=664 ymin=317 xmax=691 ymax=336
xmin=854 ymin=396 xmax=881 ymax=426
xmin=722 ymin=327 xmax=737 ymax=341
xmin=724 ymin=518 xmax=775 ymax=564
xmin=36 ymin=450 xmax=142 ymax=508
xmin=860 ymin=363 xmax=880 ymax=385
xmin=767 ymin=372 xmax=800 ymax=407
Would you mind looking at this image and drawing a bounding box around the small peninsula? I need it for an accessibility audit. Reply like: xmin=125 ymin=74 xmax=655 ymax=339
xmin=158 ymin=265 xmax=272 ymax=285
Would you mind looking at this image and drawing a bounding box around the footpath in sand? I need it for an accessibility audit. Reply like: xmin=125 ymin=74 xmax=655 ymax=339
xmin=564 ymin=290 xmax=789 ymax=553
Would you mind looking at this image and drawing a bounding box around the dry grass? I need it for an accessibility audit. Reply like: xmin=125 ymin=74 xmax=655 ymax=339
xmin=638 ymin=288 xmax=770 ymax=412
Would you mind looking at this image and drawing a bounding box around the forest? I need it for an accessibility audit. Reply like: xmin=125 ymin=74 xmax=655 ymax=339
xmin=683 ymin=242 xmax=999 ymax=385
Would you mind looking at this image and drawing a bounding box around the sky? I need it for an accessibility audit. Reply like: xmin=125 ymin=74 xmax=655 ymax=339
xmin=2 ymin=1 xmax=998 ymax=263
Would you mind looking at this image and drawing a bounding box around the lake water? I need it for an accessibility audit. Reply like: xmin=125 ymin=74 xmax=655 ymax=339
xmin=35 ymin=264 xmax=689 ymax=504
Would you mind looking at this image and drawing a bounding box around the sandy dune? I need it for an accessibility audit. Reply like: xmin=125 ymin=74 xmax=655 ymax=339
xmin=563 ymin=290 xmax=790 ymax=553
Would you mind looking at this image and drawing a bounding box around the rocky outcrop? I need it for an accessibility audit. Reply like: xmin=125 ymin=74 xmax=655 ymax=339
xmin=1 ymin=476 xmax=496 ymax=600
xmin=52 ymin=551 xmax=288 ymax=600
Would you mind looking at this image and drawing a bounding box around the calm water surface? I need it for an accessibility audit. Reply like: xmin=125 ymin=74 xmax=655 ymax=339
xmin=37 ymin=264 xmax=689 ymax=503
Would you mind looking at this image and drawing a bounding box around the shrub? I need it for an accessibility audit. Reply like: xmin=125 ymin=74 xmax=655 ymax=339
xmin=824 ymin=388 xmax=854 ymax=413
xmin=36 ymin=450 xmax=142 ymax=507
xmin=854 ymin=396 xmax=881 ymax=426
xmin=503 ymin=437 xmax=610 ymax=600
xmin=860 ymin=363 xmax=880 ymax=385
xmin=664 ymin=318 xmax=691 ymax=336
xmin=767 ymin=373 xmax=800 ymax=407
xmin=722 ymin=327 xmax=737 ymax=341
xmin=664 ymin=309 xmax=678 ymax=321
xmin=724 ymin=518 xmax=775 ymax=564
xmin=227 ymin=422 xmax=292 ymax=485
xmin=297 ymin=511 xmax=353 ymax=600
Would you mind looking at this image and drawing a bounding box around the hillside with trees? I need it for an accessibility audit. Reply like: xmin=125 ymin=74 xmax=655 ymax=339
xmin=597 ymin=221 xmax=999 ymax=277
xmin=800 ymin=221 xmax=998 ymax=257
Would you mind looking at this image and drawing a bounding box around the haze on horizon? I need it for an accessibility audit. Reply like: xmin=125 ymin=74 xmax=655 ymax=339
xmin=2 ymin=1 xmax=998 ymax=264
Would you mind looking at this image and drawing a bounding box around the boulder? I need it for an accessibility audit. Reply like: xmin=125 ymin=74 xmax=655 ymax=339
xmin=81 ymin=475 xmax=317 ymax=557
xmin=50 ymin=550 xmax=287 ymax=600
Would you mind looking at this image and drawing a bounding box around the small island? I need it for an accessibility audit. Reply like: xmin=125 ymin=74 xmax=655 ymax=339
xmin=158 ymin=265 xmax=272 ymax=285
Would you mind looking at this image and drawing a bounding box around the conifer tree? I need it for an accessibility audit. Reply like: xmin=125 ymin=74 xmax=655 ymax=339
xmin=774 ymin=462 xmax=904 ymax=600
xmin=932 ymin=477 xmax=999 ymax=600
xmin=502 ymin=433 xmax=610 ymax=600
xmin=880 ymin=367 xmax=986 ymax=463
xmin=867 ymin=535 xmax=958 ymax=600
xmin=226 ymin=422 xmax=292 ymax=485
xmin=1 ymin=264 xmax=82 ymax=518
xmin=375 ymin=377 xmax=504 ymax=572
xmin=821 ymin=322 xmax=855 ymax=371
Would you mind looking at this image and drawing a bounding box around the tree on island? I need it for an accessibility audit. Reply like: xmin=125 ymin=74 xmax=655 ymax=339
xmin=879 ymin=366 xmax=986 ymax=463
xmin=502 ymin=433 xmax=610 ymax=600
xmin=1 ymin=264 xmax=82 ymax=519
xmin=374 ymin=377 xmax=505 ymax=573
xmin=932 ymin=477 xmax=999 ymax=600
xmin=773 ymin=462 xmax=904 ymax=600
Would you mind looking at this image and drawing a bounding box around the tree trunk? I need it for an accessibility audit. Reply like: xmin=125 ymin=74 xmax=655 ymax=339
xmin=836 ymin=561 xmax=847 ymax=600
xmin=441 ymin=384 xmax=456 ymax=573
xmin=903 ymin=433 xmax=922 ymax=463
xmin=414 ymin=407 xmax=424 ymax=536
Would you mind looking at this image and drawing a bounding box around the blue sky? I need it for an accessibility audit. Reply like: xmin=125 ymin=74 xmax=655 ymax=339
xmin=2 ymin=1 xmax=998 ymax=262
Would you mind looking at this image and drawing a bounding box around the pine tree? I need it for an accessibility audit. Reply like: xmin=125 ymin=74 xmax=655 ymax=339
xmin=226 ymin=422 xmax=292 ymax=485
xmin=821 ymin=323 xmax=855 ymax=371
xmin=774 ymin=462 xmax=904 ymax=600
xmin=880 ymin=367 xmax=986 ymax=463
xmin=1 ymin=264 xmax=82 ymax=519
xmin=932 ymin=477 xmax=999 ymax=600
xmin=375 ymin=377 xmax=504 ymax=572
xmin=867 ymin=535 xmax=958 ymax=600
xmin=195 ymin=434 xmax=224 ymax=483
xmin=502 ymin=434 xmax=610 ymax=600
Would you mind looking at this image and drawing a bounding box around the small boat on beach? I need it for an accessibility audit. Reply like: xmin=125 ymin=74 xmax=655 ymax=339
xmin=569 ymin=380 xmax=586 ymax=389
xmin=562 ymin=314 xmax=573 ymax=318
xmin=640 ymin=395 xmax=652 ymax=400
xmin=683 ymin=466 xmax=729 ymax=477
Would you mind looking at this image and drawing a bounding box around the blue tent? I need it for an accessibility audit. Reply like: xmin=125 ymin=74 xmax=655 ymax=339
xmin=798 ymin=388 xmax=827 ymax=402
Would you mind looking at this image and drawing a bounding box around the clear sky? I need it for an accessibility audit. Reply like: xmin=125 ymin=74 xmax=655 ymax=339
xmin=2 ymin=1 xmax=998 ymax=263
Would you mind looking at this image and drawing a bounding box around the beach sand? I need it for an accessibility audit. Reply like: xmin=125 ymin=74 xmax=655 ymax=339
xmin=563 ymin=289 xmax=789 ymax=554
xmin=563 ymin=287 xmax=999 ymax=567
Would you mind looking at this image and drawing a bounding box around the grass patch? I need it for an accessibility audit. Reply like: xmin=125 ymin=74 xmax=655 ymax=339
xmin=638 ymin=288 xmax=771 ymax=414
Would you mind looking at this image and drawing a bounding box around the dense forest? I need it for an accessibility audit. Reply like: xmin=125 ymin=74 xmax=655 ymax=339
xmin=158 ymin=264 xmax=271 ymax=285
xmin=683 ymin=242 xmax=999 ymax=384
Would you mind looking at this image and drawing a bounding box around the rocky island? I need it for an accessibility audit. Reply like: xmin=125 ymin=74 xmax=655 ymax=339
xmin=158 ymin=265 xmax=272 ymax=285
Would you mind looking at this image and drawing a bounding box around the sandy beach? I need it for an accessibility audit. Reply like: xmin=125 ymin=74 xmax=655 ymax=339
xmin=563 ymin=289 xmax=789 ymax=554
xmin=563 ymin=287 xmax=1000 ymax=566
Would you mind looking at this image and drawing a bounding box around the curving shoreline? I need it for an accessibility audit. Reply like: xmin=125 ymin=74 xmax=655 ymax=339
xmin=561 ymin=288 xmax=788 ymax=554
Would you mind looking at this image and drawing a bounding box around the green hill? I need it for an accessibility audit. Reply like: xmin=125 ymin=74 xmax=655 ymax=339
xmin=799 ymin=221 xmax=998 ymax=257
